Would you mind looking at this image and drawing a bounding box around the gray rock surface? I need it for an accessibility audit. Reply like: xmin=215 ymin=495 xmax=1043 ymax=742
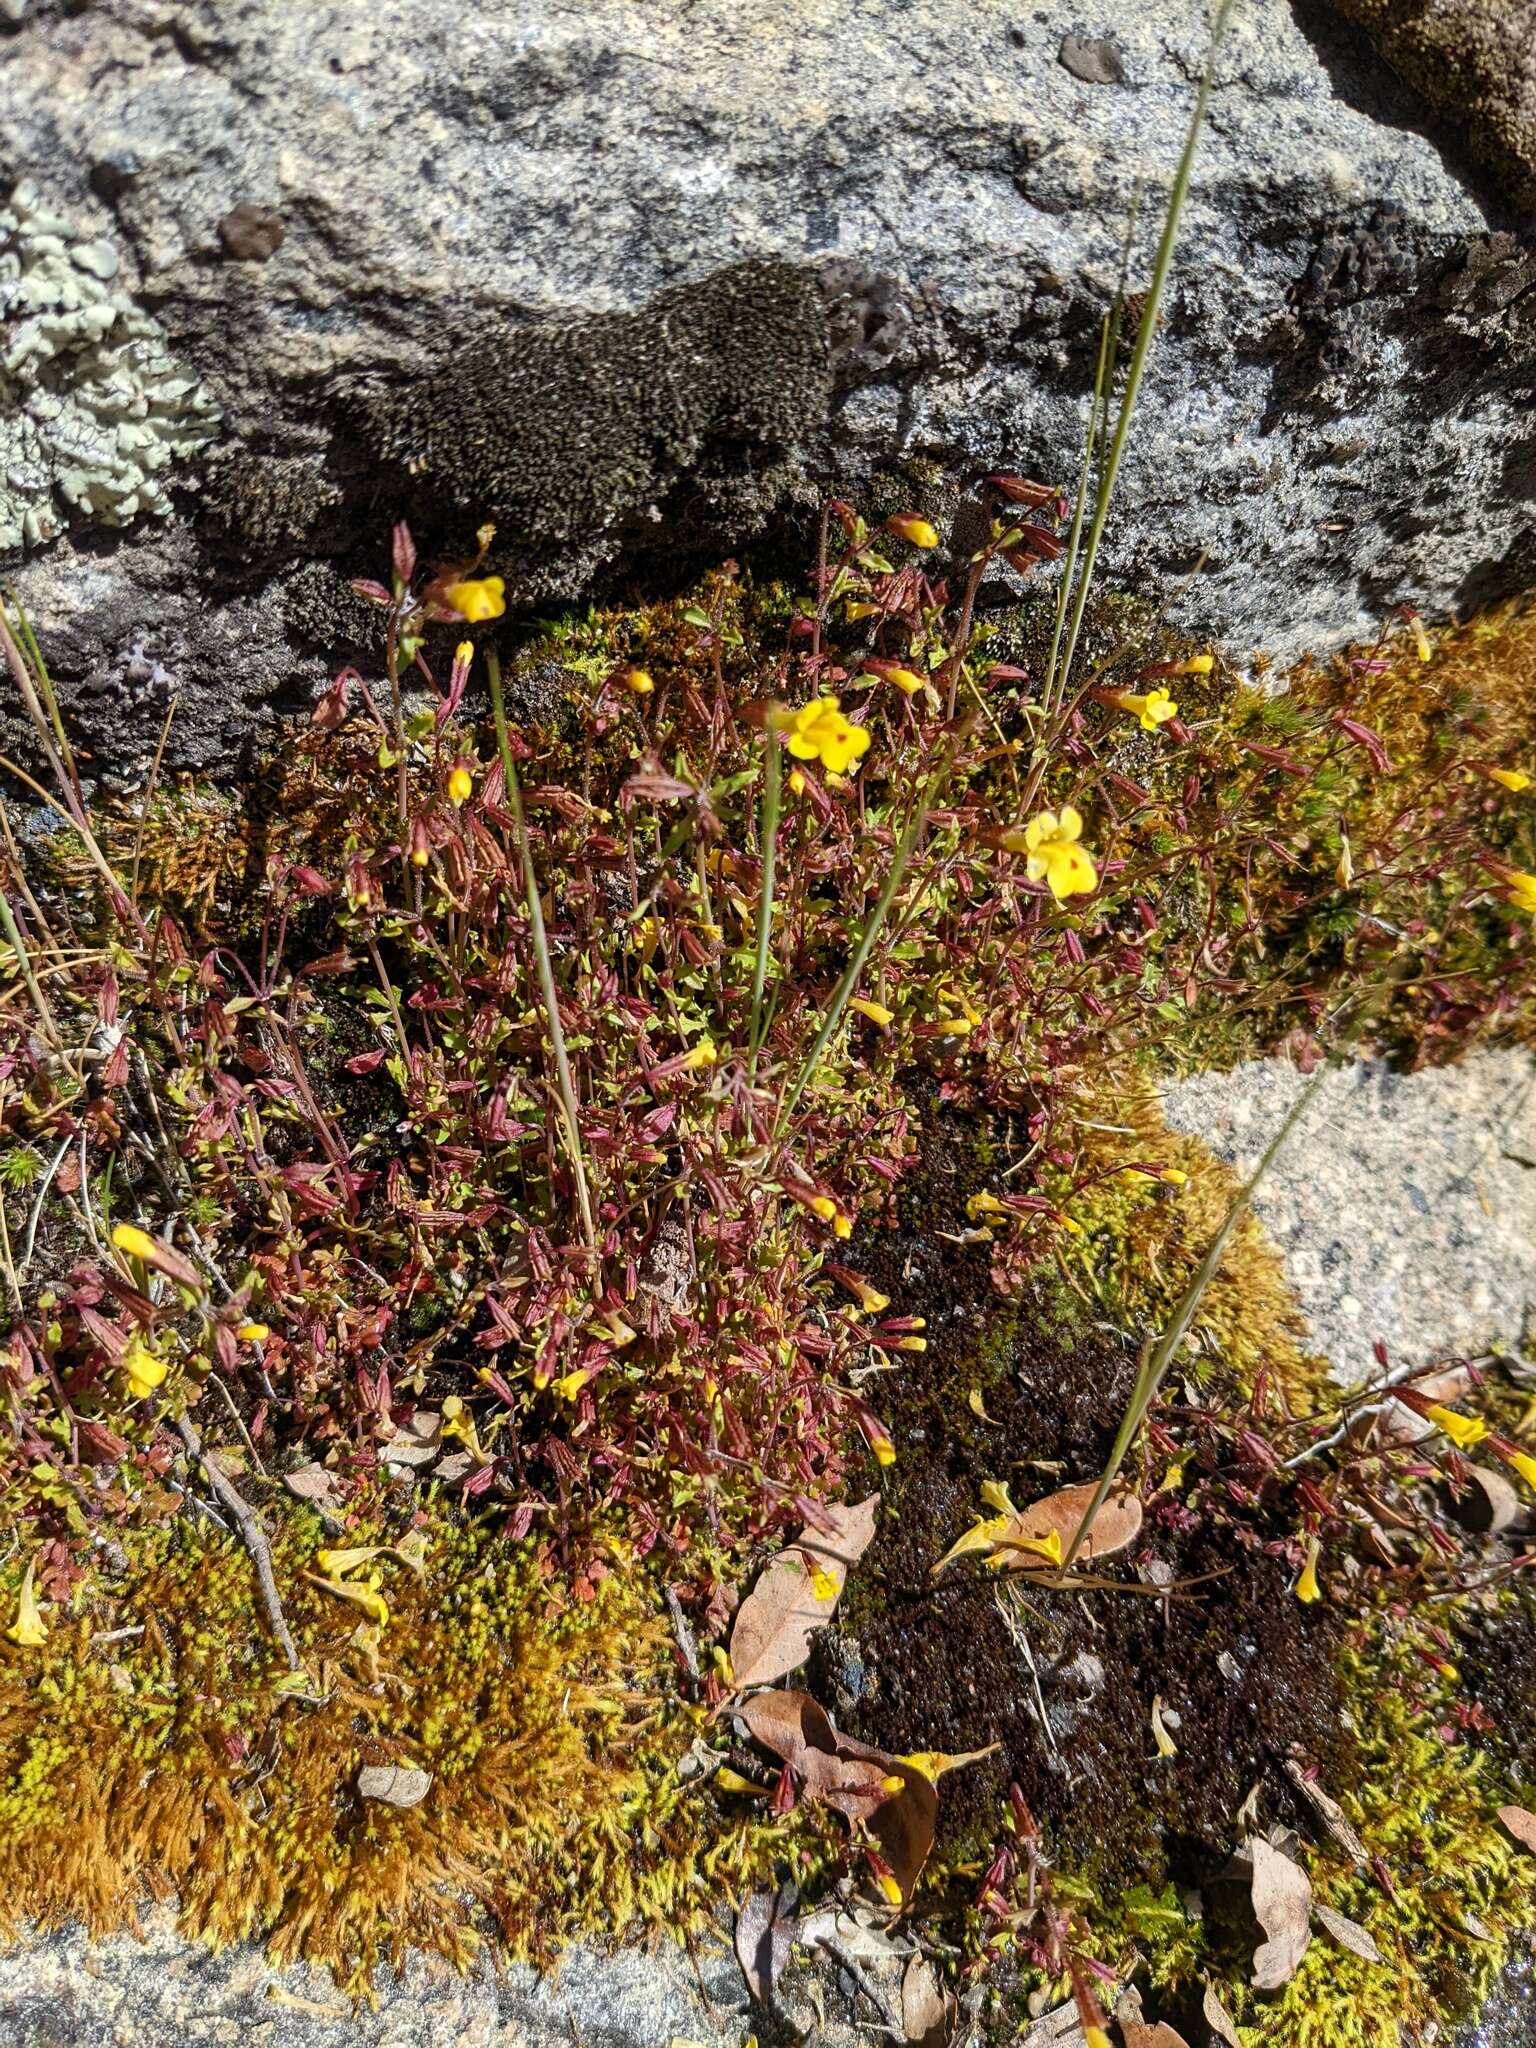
xmin=0 ymin=1909 xmax=783 ymax=2047
xmin=0 ymin=0 xmax=1533 ymax=772
xmin=1164 ymin=1047 xmax=1536 ymax=1381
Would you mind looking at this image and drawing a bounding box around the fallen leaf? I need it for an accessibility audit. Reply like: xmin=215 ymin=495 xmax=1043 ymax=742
xmin=736 ymin=1690 xmax=941 ymax=1905
xmin=934 ymin=1480 xmax=1142 ymax=1577
xmin=735 ymin=1690 xmax=890 ymax=1814
xmin=283 ymin=1461 xmax=335 ymax=1503
xmin=735 ymin=1884 xmax=797 ymax=2006
xmin=1313 ymin=1900 xmax=1380 ymax=1963
xmin=1249 ymin=1835 xmax=1312 ymax=1990
xmin=356 ymin=1763 xmax=432 ymax=1808
xmin=1200 ymin=1980 xmax=1242 ymax=2047
xmin=901 ymin=1955 xmax=950 ymax=2045
xmin=1121 ymin=2024 xmax=1190 ymax=2048
xmin=1498 ymin=1804 xmax=1536 ymax=1853
xmin=381 ymin=1411 xmax=442 ymax=1470
xmin=730 ymin=1495 xmax=879 ymax=1689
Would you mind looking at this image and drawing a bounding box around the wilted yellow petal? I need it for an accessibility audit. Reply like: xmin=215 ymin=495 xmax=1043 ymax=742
xmin=1151 ymin=1695 xmax=1178 ymax=1758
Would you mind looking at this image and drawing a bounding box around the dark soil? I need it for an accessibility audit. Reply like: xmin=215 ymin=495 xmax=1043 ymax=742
xmin=832 ymin=1089 xmax=1350 ymax=1896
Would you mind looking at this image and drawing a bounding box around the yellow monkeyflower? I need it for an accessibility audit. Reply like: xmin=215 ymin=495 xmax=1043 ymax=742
xmin=123 ymin=1337 xmax=168 ymax=1400
xmin=619 ymin=666 xmax=654 ymax=695
xmin=850 ymin=997 xmax=894 ymax=1028
xmin=787 ymin=769 xmax=806 ymax=796
xmin=870 ymin=1431 xmax=896 ymax=1467
xmin=447 ymin=763 xmax=474 ymax=805
xmin=6 ymin=1558 xmax=47 ymax=1647
xmin=807 ymin=1195 xmax=838 ymax=1224
xmin=1488 ymin=767 xmax=1532 ymax=793
xmin=1509 ymin=872 xmax=1536 ymax=915
xmin=1085 ymin=2030 xmax=1112 ymax=2048
xmin=808 ymin=1562 xmax=838 ymax=1601
xmin=110 ymin=1221 xmax=158 ymax=1264
xmin=780 ymin=698 xmax=872 ymax=775
xmin=1506 ymin=1449 xmax=1536 ymax=1490
xmin=1296 ymin=1534 xmax=1322 ymax=1604
xmin=989 ymin=1527 xmax=1063 ymax=1571
xmin=237 ymin=1321 xmax=269 ymax=1343
xmin=1002 ymin=805 xmax=1098 ymax=901
xmin=843 ymin=1275 xmax=891 ymax=1315
xmin=967 ymin=1190 xmax=1007 ymax=1219
xmin=1426 ymin=1402 xmax=1489 ymax=1450
xmin=680 ymin=1036 xmax=718 ymax=1071
xmin=454 ymin=639 xmax=474 ymax=667
xmin=1175 ymin=652 xmax=1214 ymax=675
xmin=311 ymin=1574 xmax=389 ymax=1627
xmin=552 ymin=1370 xmax=589 ymax=1401
xmin=1110 ymin=686 xmax=1179 ymax=733
xmin=873 ymin=1869 xmax=903 ymax=1909
xmin=886 ymin=513 xmax=939 ymax=549
xmin=441 ymin=575 xmax=505 ymax=623
xmin=1409 ymin=613 xmax=1432 ymax=663
xmin=1160 ymin=1167 xmax=1188 ymax=1187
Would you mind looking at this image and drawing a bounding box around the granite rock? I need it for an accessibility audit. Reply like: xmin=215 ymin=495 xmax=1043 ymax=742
xmin=0 ymin=1 xmax=1533 ymax=770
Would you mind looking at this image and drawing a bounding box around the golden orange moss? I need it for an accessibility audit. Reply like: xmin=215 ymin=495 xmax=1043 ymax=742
xmin=0 ymin=1504 xmax=765 ymax=1996
xmin=1050 ymin=1088 xmax=1326 ymax=1414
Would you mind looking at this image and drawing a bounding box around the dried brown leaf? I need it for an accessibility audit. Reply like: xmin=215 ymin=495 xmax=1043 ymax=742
xmin=901 ymin=1955 xmax=949 ymax=2045
xmin=735 ymin=1886 xmax=796 ymax=2006
xmin=1200 ymin=1980 xmax=1242 ymax=2047
xmin=1313 ymin=1900 xmax=1380 ymax=1963
xmin=1498 ymin=1804 xmax=1536 ymax=1853
xmin=356 ymin=1763 xmax=432 ymax=1808
xmin=1285 ymin=1756 xmax=1367 ymax=1866
xmin=730 ymin=1495 xmax=879 ymax=1688
xmin=282 ymin=1461 xmax=335 ymax=1503
xmin=736 ymin=1690 xmax=938 ymax=1905
xmin=1121 ymin=2024 xmax=1190 ymax=2048
xmin=1249 ymin=1835 xmax=1312 ymax=1990
xmin=994 ymin=1480 xmax=1143 ymax=1571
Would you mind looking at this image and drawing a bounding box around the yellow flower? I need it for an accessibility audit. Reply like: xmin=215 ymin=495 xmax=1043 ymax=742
xmin=1175 ymin=652 xmax=1214 ymax=675
xmin=809 ymin=1563 xmax=838 ymax=1601
xmin=110 ymin=1222 xmax=158 ymax=1263
xmin=1506 ymin=1449 xmax=1536 ymax=1490
xmin=894 ymin=1335 xmax=927 ymax=1353
xmin=316 ymin=1545 xmax=386 ymax=1577
xmin=552 ymin=1370 xmax=589 ymax=1401
xmin=1002 ymin=805 xmax=1098 ymax=901
xmin=833 ymin=1211 xmax=853 ymax=1240
xmin=808 ymin=1195 xmax=838 ymax=1224
xmin=6 ymin=1558 xmax=47 ymax=1647
xmin=1509 ymin=872 xmax=1536 ymax=915
xmin=1160 ymin=1167 xmax=1188 ymax=1187
xmin=780 ymin=697 xmax=872 ymax=775
xmin=850 ymin=996 xmax=894 ymax=1028
xmin=870 ymin=1432 xmax=896 ymax=1467
xmin=1489 ymin=767 xmax=1532 ymax=793
xmin=1426 ymin=1402 xmax=1489 ymax=1450
xmin=873 ymin=666 xmax=927 ymax=696
xmin=620 ymin=666 xmax=654 ymax=695
xmin=886 ymin=513 xmax=939 ymax=549
xmin=123 ymin=1337 xmax=168 ymax=1400
xmin=441 ymin=576 xmax=505 ymax=623
xmin=787 ymin=769 xmax=806 ymax=796
xmin=989 ymin=1527 xmax=1062 ymax=1571
xmin=1085 ymin=2030 xmax=1112 ymax=2048
xmin=874 ymin=1869 xmax=904 ymax=1908
xmin=454 ymin=639 xmax=474 ymax=668
xmin=447 ymin=763 xmax=473 ymax=805
xmin=1110 ymin=686 xmax=1179 ymax=732
xmin=237 ymin=1321 xmax=269 ymax=1343
xmin=844 ymin=1275 xmax=891 ymax=1315
xmin=1409 ymin=613 xmax=1432 ymax=663
xmin=680 ymin=1036 xmax=718 ymax=1071
xmin=967 ymin=1190 xmax=1007 ymax=1219
xmin=312 ymin=1575 xmax=389 ymax=1627
xmin=1296 ymin=1534 xmax=1321 ymax=1604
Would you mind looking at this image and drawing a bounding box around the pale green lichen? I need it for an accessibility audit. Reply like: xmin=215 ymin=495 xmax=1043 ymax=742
xmin=0 ymin=181 xmax=219 ymax=550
